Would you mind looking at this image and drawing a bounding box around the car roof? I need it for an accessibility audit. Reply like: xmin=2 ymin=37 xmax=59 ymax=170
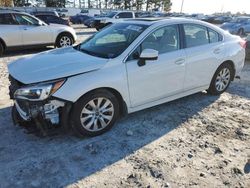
xmin=124 ymin=17 xmax=205 ymax=26
xmin=0 ymin=10 xmax=20 ymax=14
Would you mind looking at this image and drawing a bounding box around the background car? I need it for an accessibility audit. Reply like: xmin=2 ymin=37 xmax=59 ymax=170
xmin=31 ymin=11 xmax=59 ymax=17
xmin=212 ymin=16 xmax=232 ymax=24
xmin=93 ymin=11 xmax=135 ymax=30
xmin=69 ymin=14 xmax=91 ymax=24
xmin=35 ymin=14 xmax=70 ymax=26
xmin=0 ymin=11 xmax=77 ymax=55
xmin=221 ymin=16 xmax=250 ymax=35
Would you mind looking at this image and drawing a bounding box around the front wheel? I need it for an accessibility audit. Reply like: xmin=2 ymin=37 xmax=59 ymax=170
xmin=71 ymin=90 xmax=119 ymax=137
xmin=56 ymin=33 xmax=73 ymax=48
xmin=207 ymin=63 xmax=233 ymax=95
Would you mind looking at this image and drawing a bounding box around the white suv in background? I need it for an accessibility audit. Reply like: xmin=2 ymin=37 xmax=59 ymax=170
xmin=0 ymin=10 xmax=77 ymax=55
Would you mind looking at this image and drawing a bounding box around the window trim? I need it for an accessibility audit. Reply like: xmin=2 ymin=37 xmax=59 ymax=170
xmin=125 ymin=24 xmax=182 ymax=62
xmin=13 ymin=13 xmax=40 ymax=26
xmin=0 ymin=13 xmax=18 ymax=25
xmin=182 ymin=23 xmax=223 ymax=49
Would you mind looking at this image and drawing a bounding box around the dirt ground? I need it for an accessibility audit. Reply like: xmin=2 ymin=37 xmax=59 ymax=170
xmin=0 ymin=25 xmax=249 ymax=188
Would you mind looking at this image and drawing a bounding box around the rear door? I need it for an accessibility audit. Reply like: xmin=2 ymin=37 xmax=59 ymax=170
xmin=182 ymin=24 xmax=225 ymax=90
xmin=0 ymin=13 xmax=22 ymax=47
xmin=13 ymin=13 xmax=53 ymax=45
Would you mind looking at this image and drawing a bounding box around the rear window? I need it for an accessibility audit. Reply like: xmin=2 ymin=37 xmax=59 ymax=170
xmin=0 ymin=13 xmax=16 ymax=25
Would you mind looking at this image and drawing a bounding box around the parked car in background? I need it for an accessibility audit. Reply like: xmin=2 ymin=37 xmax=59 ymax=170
xmin=31 ymin=11 xmax=59 ymax=17
xmin=93 ymin=11 xmax=135 ymax=30
xmin=221 ymin=16 xmax=250 ymax=35
xmin=0 ymin=11 xmax=77 ymax=55
xmin=9 ymin=18 xmax=245 ymax=137
xmin=35 ymin=14 xmax=70 ymax=26
xmin=213 ymin=16 xmax=232 ymax=24
xmin=56 ymin=8 xmax=68 ymax=17
xmin=69 ymin=14 xmax=91 ymax=24
xmin=80 ymin=9 xmax=101 ymax=17
xmin=83 ymin=17 xmax=95 ymax=28
xmin=201 ymin=15 xmax=217 ymax=23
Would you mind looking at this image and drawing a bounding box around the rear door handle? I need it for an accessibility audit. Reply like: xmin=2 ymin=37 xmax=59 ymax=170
xmin=175 ymin=58 xmax=185 ymax=65
xmin=213 ymin=48 xmax=221 ymax=54
xmin=23 ymin=28 xmax=28 ymax=30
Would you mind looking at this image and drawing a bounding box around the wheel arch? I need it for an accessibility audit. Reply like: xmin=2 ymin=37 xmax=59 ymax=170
xmin=219 ymin=60 xmax=236 ymax=81
xmin=0 ymin=38 xmax=6 ymax=50
xmin=75 ymin=87 xmax=128 ymax=117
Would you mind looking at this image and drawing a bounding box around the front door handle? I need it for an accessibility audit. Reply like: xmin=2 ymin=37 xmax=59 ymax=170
xmin=175 ymin=58 xmax=185 ymax=65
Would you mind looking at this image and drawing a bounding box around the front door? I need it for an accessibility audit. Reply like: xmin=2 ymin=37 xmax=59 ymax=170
xmin=14 ymin=13 xmax=52 ymax=45
xmin=126 ymin=25 xmax=186 ymax=107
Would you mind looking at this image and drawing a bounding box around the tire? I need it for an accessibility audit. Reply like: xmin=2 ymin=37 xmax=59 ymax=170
xmin=71 ymin=90 xmax=120 ymax=137
xmin=207 ymin=63 xmax=233 ymax=95
xmin=0 ymin=42 xmax=4 ymax=56
xmin=238 ymin=28 xmax=245 ymax=36
xmin=56 ymin=33 xmax=73 ymax=48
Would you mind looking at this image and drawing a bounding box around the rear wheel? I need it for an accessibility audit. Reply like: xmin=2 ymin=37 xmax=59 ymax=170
xmin=71 ymin=90 xmax=119 ymax=137
xmin=56 ymin=33 xmax=73 ymax=48
xmin=207 ymin=63 xmax=233 ymax=95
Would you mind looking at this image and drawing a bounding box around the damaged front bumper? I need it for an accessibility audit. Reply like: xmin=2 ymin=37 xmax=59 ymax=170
xmin=9 ymin=75 xmax=72 ymax=136
xmin=13 ymin=98 xmax=72 ymax=136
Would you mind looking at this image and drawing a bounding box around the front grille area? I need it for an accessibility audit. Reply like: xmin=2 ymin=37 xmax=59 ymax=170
xmin=9 ymin=75 xmax=25 ymax=99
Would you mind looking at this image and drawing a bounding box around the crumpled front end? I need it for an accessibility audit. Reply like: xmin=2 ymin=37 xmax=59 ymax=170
xmin=9 ymin=75 xmax=72 ymax=136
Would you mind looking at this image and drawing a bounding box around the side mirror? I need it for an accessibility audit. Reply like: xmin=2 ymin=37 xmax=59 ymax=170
xmin=138 ymin=49 xmax=158 ymax=67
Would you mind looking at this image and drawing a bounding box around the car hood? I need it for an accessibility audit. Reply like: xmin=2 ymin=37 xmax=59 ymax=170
xmin=8 ymin=47 xmax=107 ymax=84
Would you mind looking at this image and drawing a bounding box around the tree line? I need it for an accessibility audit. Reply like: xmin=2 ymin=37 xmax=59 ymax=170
xmin=0 ymin=0 xmax=172 ymax=11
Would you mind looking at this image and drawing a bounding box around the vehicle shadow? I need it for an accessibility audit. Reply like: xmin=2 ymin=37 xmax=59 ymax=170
xmin=0 ymin=92 xmax=219 ymax=187
xmin=2 ymin=47 xmax=54 ymax=58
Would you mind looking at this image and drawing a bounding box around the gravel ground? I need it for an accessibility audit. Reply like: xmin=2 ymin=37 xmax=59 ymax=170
xmin=0 ymin=25 xmax=250 ymax=188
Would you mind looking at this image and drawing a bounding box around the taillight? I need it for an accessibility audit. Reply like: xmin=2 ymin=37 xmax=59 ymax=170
xmin=239 ymin=39 xmax=247 ymax=49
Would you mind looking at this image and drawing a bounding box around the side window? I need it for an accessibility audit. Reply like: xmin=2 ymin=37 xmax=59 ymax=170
xmin=0 ymin=14 xmax=16 ymax=25
xmin=117 ymin=12 xmax=133 ymax=18
xmin=208 ymin=28 xmax=220 ymax=43
xmin=141 ymin=25 xmax=180 ymax=54
xmin=14 ymin=14 xmax=39 ymax=25
xmin=184 ymin=24 xmax=209 ymax=48
xmin=128 ymin=25 xmax=180 ymax=61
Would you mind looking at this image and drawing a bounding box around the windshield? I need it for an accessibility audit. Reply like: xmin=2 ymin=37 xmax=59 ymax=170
xmin=106 ymin=12 xmax=118 ymax=18
xmin=78 ymin=23 xmax=148 ymax=59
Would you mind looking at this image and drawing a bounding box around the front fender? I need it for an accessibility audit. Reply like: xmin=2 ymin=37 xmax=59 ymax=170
xmin=52 ymin=63 xmax=130 ymax=107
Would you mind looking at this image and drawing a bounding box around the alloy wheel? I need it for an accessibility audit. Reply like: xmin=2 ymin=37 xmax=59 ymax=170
xmin=215 ymin=67 xmax=231 ymax=92
xmin=59 ymin=36 xmax=72 ymax=47
xmin=80 ymin=97 xmax=114 ymax=132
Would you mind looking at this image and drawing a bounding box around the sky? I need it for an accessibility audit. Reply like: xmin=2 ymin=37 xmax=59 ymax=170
xmin=171 ymin=0 xmax=250 ymax=14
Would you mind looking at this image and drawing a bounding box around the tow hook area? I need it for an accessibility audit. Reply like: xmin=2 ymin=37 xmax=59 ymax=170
xmin=13 ymin=99 xmax=72 ymax=137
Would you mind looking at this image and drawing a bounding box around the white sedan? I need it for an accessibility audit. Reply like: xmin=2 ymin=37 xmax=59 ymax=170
xmin=8 ymin=18 xmax=245 ymax=136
